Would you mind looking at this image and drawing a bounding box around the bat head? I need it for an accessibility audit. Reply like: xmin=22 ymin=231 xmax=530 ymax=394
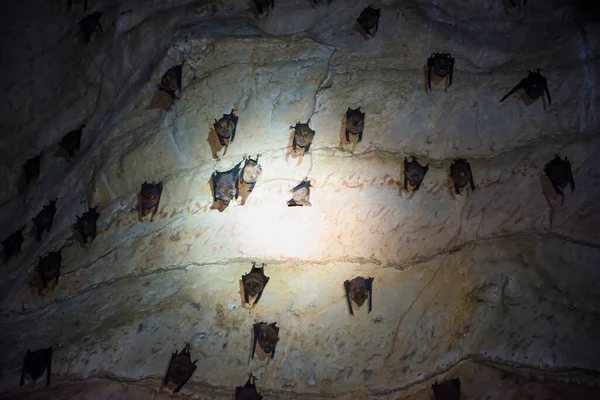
xmin=243 ymin=273 xmax=265 ymax=298
xmin=60 ymin=126 xmax=84 ymax=156
xmin=430 ymin=53 xmax=453 ymax=77
xmin=346 ymin=107 xmax=365 ymax=134
xmin=23 ymin=153 xmax=42 ymax=183
xmin=432 ymin=377 xmax=461 ymax=400
xmin=291 ymin=122 xmax=316 ymax=149
xmin=523 ymin=69 xmax=547 ymax=99
xmin=159 ymin=64 xmax=183 ymax=94
xmin=75 ymin=207 xmax=100 ymax=237
xmin=141 ymin=182 xmax=163 ymax=213
xmin=2 ymin=229 xmax=25 ymax=263
xmin=23 ymin=348 xmax=52 ymax=382
xmin=450 ymin=159 xmax=472 ymax=187
xmin=258 ymin=323 xmax=279 ymax=354
xmin=358 ymin=6 xmax=381 ymax=30
xmin=37 ymin=250 xmax=62 ymax=287
xmin=404 ymin=157 xmax=428 ymax=187
xmin=242 ymin=156 xmax=262 ymax=184
xmin=349 ymin=277 xmax=370 ymax=307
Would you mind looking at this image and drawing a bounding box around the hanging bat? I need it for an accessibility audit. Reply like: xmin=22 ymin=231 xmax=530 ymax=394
xmin=290 ymin=121 xmax=316 ymax=155
xmin=157 ymin=63 xmax=184 ymax=99
xmin=499 ymin=69 xmax=551 ymax=105
xmin=2 ymin=228 xmax=25 ymax=264
xmin=58 ymin=125 xmax=84 ymax=159
xmin=449 ymin=158 xmax=475 ymax=195
xmin=20 ymin=347 xmax=52 ymax=387
xmin=404 ymin=156 xmax=429 ymax=192
xmin=36 ymin=250 xmax=62 ymax=295
xmin=253 ymin=0 xmax=274 ymax=16
xmin=214 ymin=109 xmax=239 ymax=147
xmin=432 ymin=377 xmax=461 ymax=400
xmin=211 ymin=159 xmax=243 ymax=211
xmin=287 ymin=180 xmax=311 ymax=207
xmin=544 ymin=154 xmax=575 ymax=196
xmin=32 ymin=199 xmax=58 ymax=242
xmin=74 ymin=207 xmax=100 ymax=244
xmin=345 ymin=107 xmax=365 ymax=143
xmin=343 ymin=276 xmax=374 ymax=316
xmin=242 ymin=262 xmax=270 ymax=307
xmin=239 ymin=155 xmax=262 ymax=192
xmin=427 ymin=53 xmax=455 ymax=90
xmin=235 ymin=374 xmax=263 ymax=400
xmin=140 ymin=181 xmax=163 ymax=219
xmin=252 ymin=322 xmax=279 ymax=359
xmin=356 ymin=6 xmax=381 ymax=38
xmin=78 ymin=11 xmax=103 ymax=43
xmin=23 ymin=153 xmax=43 ymax=184
xmin=163 ymin=343 xmax=197 ymax=393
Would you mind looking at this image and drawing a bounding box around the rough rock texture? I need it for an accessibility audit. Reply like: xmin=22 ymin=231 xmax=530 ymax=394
xmin=1 ymin=0 xmax=600 ymax=398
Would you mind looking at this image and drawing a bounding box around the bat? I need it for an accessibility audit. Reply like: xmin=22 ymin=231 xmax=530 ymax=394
xmin=140 ymin=181 xmax=163 ymax=219
xmin=32 ymin=199 xmax=58 ymax=242
xmin=432 ymin=377 xmax=461 ymax=400
xmin=211 ymin=159 xmax=243 ymax=211
xmin=253 ymin=0 xmax=274 ymax=16
xmin=499 ymin=69 xmax=551 ymax=106
xmin=290 ymin=121 xmax=316 ymax=155
xmin=404 ymin=156 xmax=429 ymax=192
xmin=20 ymin=347 xmax=52 ymax=387
xmin=78 ymin=11 xmax=103 ymax=43
xmin=2 ymin=228 xmax=25 ymax=264
xmin=287 ymin=180 xmax=311 ymax=207
xmin=427 ymin=53 xmax=455 ymax=90
xmin=74 ymin=207 xmax=100 ymax=244
xmin=235 ymin=374 xmax=263 ymax=399
xmin=356 ymin=6 xmax=381 ymax=38
xmin=544 ymin=154 xmax=575 ymax=196
xmin=345 ymin=107 xmax=365 ymax=143
xmin=239 ymin=155 xmax=262 ymax=192
xmin=163 ymin=343 xmax=197 ymax=393
xmin=36 ymin=249 xmax=62 ymax=295
xmin=58 ymin=125 xmax=84 ymax=159
xmin=157 ymin=62 xmax=184 ymax=100
xmin=242 ymin=262 xmax=270 ymax=306
xmin=343 ymin=276 xmax=374 ymax=316
xmin=449 ymin=158 xmax=475 ymax=195
xmin=214 ymin=109 xmax=239 ymax=147
xmin=23 ymin=153 xmax=43 ymax=184
xmin=252 ymin=322 xmax=279 ymax=359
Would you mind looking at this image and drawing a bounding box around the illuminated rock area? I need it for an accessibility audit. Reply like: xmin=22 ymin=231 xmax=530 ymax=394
xmin=1 ymin=0 xmax=599 ymax=399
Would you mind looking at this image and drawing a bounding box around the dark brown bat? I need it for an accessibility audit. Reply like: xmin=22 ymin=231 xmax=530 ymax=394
xmin=211 ymin=159 xmax=243 ymax=210
xmin=78 ymin=11 xmax=103 ymax=43
xmin=432 ymin=377 xmax=461 ymax=400
xmin=58 ymin=125 xmax=84 ymax=159
xmin=20 ymin=347 xmax=52 ymax=387
xmin=356 ymin=6 xmax=381 ymax=38
xmin=309 ymin=0 xmax=332 ymax=7
xmin=427 ymin=53 xmax=455 ymax=90
xmin=67 ymin=0 xmax=88 ymax=12
xmin=252 ymin=322 xmax=279 ymax=359
xmin=235 ymin=374 xmax=263 ymax=400
xmin=240 ymin=155 xmax=262 ymax=192
xmin=450 ymin=158 xmax=475 ymax=195
xmin=2 ymin=228 xmax=25 ymax=264
xmin=499 ymin=69 xmax=551 ymax=105
xmin=343 ymin=276 xmax=374 ymax=316
xmin=290 ymin=121 xmax=316 ymax=155
xmin=32 ymin=199 xmax=58 ymax=242
xmin=163 ymin=343 xmax=197 ymax=393
xmin=36 ymin=249 xmax=62 ymax=294
xmin=23 ymin=153 xmax=43 ymax=184
xmin=404 ymin=156 xmax=429 ymax=192
xmin=544 ymin=154 xmax=575 ymax=196
xmin=140 ymin=181 xmax=163 ymax=218
xmin=74 ymin=207 xmax=100 ymax=244
xmin=287 ymin=180 xmax=311 ymax=207
xmin=253 ymin=0 xmax=274 ymax=15
xmin=345 ymin=107 xmax=365 ymax=143
xmin=157 ymin=63 xmax=184 ymax=99
xmin=214 ymin=109 xmax=239 ymax=147
xmin=242 ymin=262 xmax=270 ymax=306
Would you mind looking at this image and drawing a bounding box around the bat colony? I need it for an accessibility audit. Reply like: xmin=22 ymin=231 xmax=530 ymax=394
xmin=7 ymin=1 xmax=565 ymax=398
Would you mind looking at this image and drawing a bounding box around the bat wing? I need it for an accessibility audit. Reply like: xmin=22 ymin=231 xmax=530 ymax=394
xmin=20 ymin=350 xmax=29 ymax=386
xmin=499 ymin=78 xmax=526 ymax=102
xmin=242 ymin=274 xmax=250 ymax=304
xmin=343 ymin=280 xmax=354 ymax=315
xmin=545 ymin=85 xmax=552 ymax=106
xmin=175 ymin=64 xmax=183 ymax=93
xmin=231 ymin=114 xmax=239 ymax=143
xmin=45 ymin=347 xmax=52 ymax=386
xmin=454 ymin=181 xmax=461 ymax=196
xmin=448 ymin=58 xmax=455 ymax=87
xmin=304 ymin=142 xmax=312 ymax=153
xmin=403 ymin=157 xmax=409 ymax=190
xmin=163 ymin=352 xmax=176 ymax=385
xmin=154 ymin=182 xmax=164 ymax=215
xmin=427 ymin=58 xmax=434 ymax=90
xmin=212 ymin=172 xmax=220 ymax=201
xmin=252 ymin=323 xmax=261 ymax=359
xmin=366 ymin=277 xmax=374 ymax=313
xmin=173 ymin=363 xmax=197 ymax=393
xmin=567 ymin=160 xmax=575 ymax=192
xmin=232 ymin=161 xmax=243 ymax=199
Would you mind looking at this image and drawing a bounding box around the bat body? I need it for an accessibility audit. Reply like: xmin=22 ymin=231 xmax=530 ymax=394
xmin=240 ymin=155 xmax=262 ymax=192
xmin=357 ymin=6 xmax=381 ymax=37
xmin=253 ymin=0 xmax=274 ymax=15
xmin=36 ymin=250 xmax=62 ymax=294
xmin=235 ymin=374 xmax=263 ymax=400
xmin=252 ymin=322 xmax=279 ymax=359
xmin=23 ymin=153 xmax=42 ymax=184
xmin=404 ymin=156 xmax=429 ymax=192
xmin=345 ymin=107 xmax=365 ymax=143
xmin=32 ymin=199 xmax=58 ymax=242
xmin=2 ymin=228 xmax=25 ymax=264
xmin=242 ymin=262 xmax=270 ymax=306
xmin=157 ymin=63 xmax=184 ymax=99
xmin=427 ymin=53 xmax=455 ymax=90
xmin=74 ymin=207 xmax=100 ymax=244
xmin=214 ymin=109 xmax=239 ymax=147
xmin=290 ymin=121 xmax=316 ymax=155
xmin=450 ymin=159 xmax=475 ymax=196
xmin=287 ymin=180 xmax=311 ymax=207
xmin=309 ymin=0 xmax=332 ymax=7
xmin=343 ymin=276 xmax=374 ymax=315
xmin=544 ymin=154 xmax=575 ymax=196
xmin=212 ymin=159 xmax=243 ymax=209
xmin=432 ymin=377 xmax=461 ymax=400
xmin=499 ymin=69 xmax=551 ymax=105
xmin=59 ymin=125 xmax=84 ymax=159
xmin=163 ymin=343 xmax=197 ymax=393
xmin=20 ymin=347 xmax=52 ymax=387
xmin=78 ymin=11 xmax=103 ymax=43
xmin=140 ymin=181 xmax=163 ymax=219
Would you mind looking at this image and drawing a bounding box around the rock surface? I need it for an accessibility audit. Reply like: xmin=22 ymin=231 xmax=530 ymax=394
xmin=1 ymin=0 xmax=600 ymax=398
